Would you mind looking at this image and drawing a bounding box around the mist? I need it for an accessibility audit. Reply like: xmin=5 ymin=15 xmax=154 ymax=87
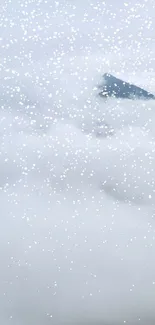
xmin=0 ymin=0 xmax=155 ymax=324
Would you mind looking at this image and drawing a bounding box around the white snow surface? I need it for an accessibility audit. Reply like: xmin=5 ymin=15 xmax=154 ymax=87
xmin=0 ymin=0 xmax=155 ymax=324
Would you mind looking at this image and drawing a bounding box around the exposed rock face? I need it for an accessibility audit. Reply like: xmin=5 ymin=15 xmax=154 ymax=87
xmin=99 ymin=73 xmax=155 ymax=100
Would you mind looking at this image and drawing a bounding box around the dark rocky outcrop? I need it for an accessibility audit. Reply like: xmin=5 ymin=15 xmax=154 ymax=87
xmin=99 ymin=73 xmax=155 ymax=100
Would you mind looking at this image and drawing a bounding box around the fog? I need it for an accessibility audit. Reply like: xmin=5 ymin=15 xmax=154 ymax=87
xmin=0 ymin=0 xmax=155 ymax=324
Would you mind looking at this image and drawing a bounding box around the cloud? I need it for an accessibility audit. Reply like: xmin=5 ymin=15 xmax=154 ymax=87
xmin=0 ymin=1 xmax=155 ymax=324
